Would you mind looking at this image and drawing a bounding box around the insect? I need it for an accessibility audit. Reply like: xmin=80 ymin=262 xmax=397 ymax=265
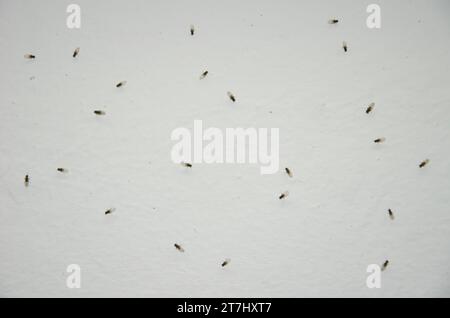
xmin=221 ymin=259 xmax=231 ymax=267
xmin=190 ymin=25 xmax=195 ymax=36
xmin=181 ymin=162 xmax=192 ymax=168
xmin=343 ymin=41 xmax=348 ymax=52
xmin=174 ymin=243 xmax=185 ymax=252
xmin=388 ymin=209 xmax=395 ymax=220
xmin=199 ymin=71 xmax=208 ymax=79
xmin=227 ymin=91 xmax=236 ymax=102
xmin=73 ymin=47 xmax=80 ymax=58
xmin=24 ymin=175 xmax=30 ymax=187
xmin=57 ymin=168 xmax=68 ymax=173
xmin=105 ymin=208 xmax=115 ymax=215
xmin=419 ymin=159 xmax=430 ymax=168
xmin=279 ymin=191 xmax=289 ymax=200
xmin=381 ymin=260 xmax=389 ymax=271
xmin=366 ymin=102 xmax=375 ymax=114
xmin=24 ymin=54 xmax=35 ymax=59
xmin=116 ymin=81 xmax=127 ymax=88
xmin=94 ymin=110 xmax=106 ymax=115
xmin=374 ymin=137 xmax=386 ymax=143
xmin=328 ymin=19 xmax=339 ymax=24
xmin=285 ymin=168 xmax=293 ymax=178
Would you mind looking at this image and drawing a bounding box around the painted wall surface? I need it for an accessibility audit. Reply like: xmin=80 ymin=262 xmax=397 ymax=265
xmin=0 ymin=0 xmax=449 ymax=297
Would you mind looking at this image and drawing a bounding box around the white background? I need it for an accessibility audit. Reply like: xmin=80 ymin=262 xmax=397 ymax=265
xmin=0 ymin=0 xmax=449 ymax=297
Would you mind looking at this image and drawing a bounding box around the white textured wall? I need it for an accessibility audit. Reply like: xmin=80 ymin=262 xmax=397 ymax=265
xmin=0 ymin=0 xmax=449 ymax=297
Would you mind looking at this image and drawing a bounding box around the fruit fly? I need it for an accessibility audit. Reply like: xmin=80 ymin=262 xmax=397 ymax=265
xmin=199 ymin=71 xmax=208 ymax=79
xmin=24 ymin=175 xmax=30 ymax=187
xmin=366 ymin=102 xmax=375 ymax=114
xmin=181 ymin=162 xmax=192 ymax=168
xmin=374 ymin=137 xmax=386 ymax=143
xmin=24 ymin=54 xmax=35 ymax=59
xmin=94 ymin=110 xmax=106 ymax=115
xmin=279 ymin=191 xmax=289 ymax=200
xmin=328 ymin=19 xmax=339 ymax=24
xmin=57 ymin=168 xmax=68 ymax=173
xmin=105 ymin=208 xmax=115 ymax=215
xmin=227 ymin=91 xmax=236 ymax=102
xmin=388 ymin=209 xmax=395 ymax=220
xmin=381 ymin=260 xmax=389 ymax=271
xmin=73 ymin=47 xmax=80 ymax=58
xmin=285 ymin=168 xmax=293 ymax=178
xmin=419 ymin=159 xmax=429 ymax=168
xmin=116 ymin=81 xmax=127 ymax=88
xmin=221 ymin=259 xmax=231 ymax=267
xmin=174 ymin=243 xmax=185 ymax=252
xmin=190 ymin=25 xmax=195 ymax=36
xmin=343 ymin=41 xmax=348 ymax=52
